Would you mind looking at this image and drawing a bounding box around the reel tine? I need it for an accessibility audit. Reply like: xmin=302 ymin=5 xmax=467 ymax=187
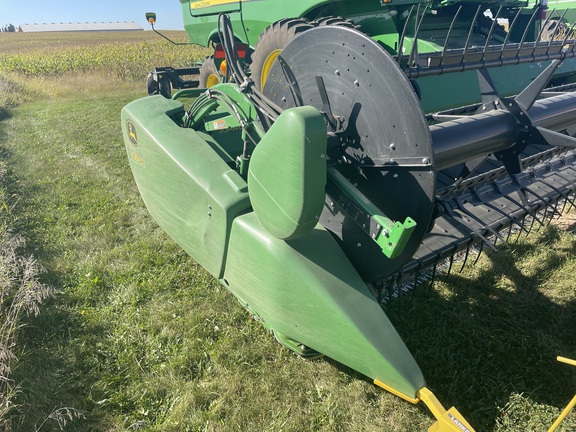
xmin=397 ymin=5 xmax=415 ymax=64
xmin=526 ymin=211 xmax=538 ymax=237
xmin=408 ymin=4 xmax=429 ymax=67
xmin=521 ymin=176 xmax=552 ymax=221
xmin=444 ymin=245 xmax=457 ymax=281
xmin=560 ymin=194 xmax=569 ymax=216
xmin=554 ymin=169 xmax=576 ymax=213
xmin=547 ymin=9 xmax=568 ymax=49
xmin=560 ymin=20 xmax=576 ymax=47
xmin=515 ymin=215 xmax=527 ymax=242
xmin=456 ymin=199 xmax=508 ymax=245
xmin=501 ymin=8 xmax=522 ymax=56
xmin=473 ymin=240 xmax=485 ymax=266
xmin=563 ymin=175 xmax=576 ymax=213
xmin=519 ymin=7 xmax=541 ymax=50
xmin=473 ymin=188 xmax=529 ymax=234
xmin=459 ymin=239 xmax=472 ymax=273
xmin=539 ymin=176 xmax=575 ymax=217
xmin=522 ymin=187 xmax=552 ymax=225
xmin=464 ymin=5 xmax=482 ymax=59
xmin=505 ymin=223 xmax=514 ymax=243
xmin=497 ymin=182 xmax=545 ymax=227
xmin=524 ymin=181 xmax=560 ymax=222
xmin=535 ymin=8 xmax=555 ymax=46
xmin=429 ymin=261 xmax=438 ymax=291
xmin=440 ymin=5 xmax=463 ymax=66
xmin=376 ymin=280 xmax=383 ymax=304
xmin=386 ymin=277 xmax=395 ymax=303
xmin=408 ymin=273 xmax=418 ymax=302
xmin=482 ymin=6 xmax=503 ymax=61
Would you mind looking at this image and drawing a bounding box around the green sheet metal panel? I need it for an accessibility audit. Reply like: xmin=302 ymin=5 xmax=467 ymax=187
xmin=248 ymin=107 xmax=327 ymax=240
xmin=223 ymin=213 xmax=426 ymax=399
xmin=180 ymin=0 xmax=408 ymax=46
xmin=121 ymin=95 xmax=251 ymax=278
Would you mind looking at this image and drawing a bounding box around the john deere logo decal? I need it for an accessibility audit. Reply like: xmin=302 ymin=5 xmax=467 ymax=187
xmin=190 ymin=0 xmax=248 ymax=10
xmin=127 ymin=120 xmax=138 ymax=147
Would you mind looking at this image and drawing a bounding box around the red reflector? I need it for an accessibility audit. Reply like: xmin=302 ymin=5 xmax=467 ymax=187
xmin=236 ymin=43 xmax=249 ymax=59
xmin=213 ymin=43 xmax=248 ymax=59
xmin=214 ymin=43 xmax=226 ymax=59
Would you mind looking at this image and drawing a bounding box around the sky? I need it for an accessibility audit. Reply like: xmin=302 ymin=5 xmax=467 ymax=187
xmin=0 ymin=0 xmax=185 ymax=30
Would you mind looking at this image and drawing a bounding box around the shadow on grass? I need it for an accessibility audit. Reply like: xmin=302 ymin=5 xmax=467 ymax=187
xmin=385 ymin=225 xmax=576 ymax=430
xmin=0 ymin=107 xmax=12 ymax=121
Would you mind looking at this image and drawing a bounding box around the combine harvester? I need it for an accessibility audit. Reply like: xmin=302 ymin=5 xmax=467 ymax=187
xmin=123 ymin=1 xmax=576 ymax=430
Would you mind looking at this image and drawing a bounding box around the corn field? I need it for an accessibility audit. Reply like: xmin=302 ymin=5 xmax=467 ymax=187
xmin=0 ymin=36 xmax=209 ymax=80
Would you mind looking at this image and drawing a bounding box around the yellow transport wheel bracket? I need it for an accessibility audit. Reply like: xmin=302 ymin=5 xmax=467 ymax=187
xmin=374 ymin=380 xmax=476 ymax=431
xmin=418 ymin=388 xmax=476 ymax=432
xmin=548 ymin=356 xmax=576 ymax=432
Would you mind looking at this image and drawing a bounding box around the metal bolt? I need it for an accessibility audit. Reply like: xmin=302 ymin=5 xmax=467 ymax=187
xmin=422 ymin=158 xmax=430 ymax=164
xmin=354 ymin=80 xmax=360 ymax=86
xmin=357 ymin=243 xmax=362 ymax=247
xmin=335 ymin=70 xmax=340 ymax=76
xmin=393 ymin=173 xmax=399 ymax=179
xmin=390 ymin=143 xmax=396 ymax=150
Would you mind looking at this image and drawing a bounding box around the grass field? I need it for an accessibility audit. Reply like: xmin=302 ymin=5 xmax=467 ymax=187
xmin=0 ymin=30 xmax=575 ymax=431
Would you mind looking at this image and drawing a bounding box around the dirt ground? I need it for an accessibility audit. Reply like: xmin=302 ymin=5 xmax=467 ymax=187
xmin=551 ymin=209 xmax=576 ymax=231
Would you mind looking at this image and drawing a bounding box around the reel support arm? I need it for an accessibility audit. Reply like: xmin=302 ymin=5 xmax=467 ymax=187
xmin=328 ymin=167 xmax=417 ymax=259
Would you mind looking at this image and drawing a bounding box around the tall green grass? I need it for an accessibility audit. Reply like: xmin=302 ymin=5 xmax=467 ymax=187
xmin=0 ymin=77 xmax=54 ymax=430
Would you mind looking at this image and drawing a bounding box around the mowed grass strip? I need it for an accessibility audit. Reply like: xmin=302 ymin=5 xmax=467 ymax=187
xmin=0 ymin=31 xmax=575 ymax=431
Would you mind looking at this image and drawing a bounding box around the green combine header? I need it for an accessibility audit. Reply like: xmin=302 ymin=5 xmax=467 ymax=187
xmin=124 ymin=1 xmax=576 ymax=430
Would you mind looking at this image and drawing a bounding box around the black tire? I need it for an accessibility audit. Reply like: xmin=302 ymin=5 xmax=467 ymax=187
xmin=249 ymin=18 xmax=314 ymax=91
xmin=199 ymin=56 xmax=222 ymax=88
xmin=146 ymin=74 xmax=159 ymax=96
xmin=312 ymin=16 xmax=358 ymax=30
xmin=541 ymin=19 xmax=569 ymax=42
xmin=158 ymin=75 xmax=171 ymax=99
